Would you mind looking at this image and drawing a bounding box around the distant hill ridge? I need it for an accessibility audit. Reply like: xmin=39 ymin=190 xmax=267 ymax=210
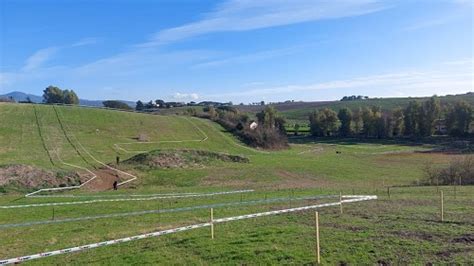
xmin=0 ymin=91 xmax=135 ymax=107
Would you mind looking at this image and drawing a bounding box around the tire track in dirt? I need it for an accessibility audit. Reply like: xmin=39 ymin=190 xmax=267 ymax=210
xmin=32 ymin=105 xmax=55 ymax=167
xmin=52 ymin=105 xmax=97 ymax=170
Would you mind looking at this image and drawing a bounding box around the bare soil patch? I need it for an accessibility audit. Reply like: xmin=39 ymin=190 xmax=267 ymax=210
xmin=0 ymin=164 xmax=85 ymax=189
xmin=125 ymin=149 xmax=249 ymax=169
xmin=83 ymin=168 xmax=120 ymax=192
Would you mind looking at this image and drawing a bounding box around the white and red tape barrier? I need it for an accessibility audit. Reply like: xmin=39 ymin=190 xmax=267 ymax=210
xmin=0 ymin=195 xmax=376 ymax=264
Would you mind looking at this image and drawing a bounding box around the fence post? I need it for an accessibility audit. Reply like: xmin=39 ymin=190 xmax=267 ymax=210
xmin=210 ymin=208 xmax=214 ymax=239
xmin=387 ymin=187 xmax=391 ymax=199
xmin=339 ymin=192 xmax=343 ymax=214
xmin=315 ymin=211 xmax=321 ymax=264
xmin=52 ymin=207 xmax=55 ymax=220
xmin=440 ymin=191 xmax=444 ymax=222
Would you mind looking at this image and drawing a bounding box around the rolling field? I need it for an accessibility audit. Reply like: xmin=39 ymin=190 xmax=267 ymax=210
xmin=0 ymin=103 xmax=473 ymax=264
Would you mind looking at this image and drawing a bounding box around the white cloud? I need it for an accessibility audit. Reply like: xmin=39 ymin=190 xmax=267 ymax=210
xmin=72 ymin=37 xmax=100 ymax=47
xmin=193 ymin=45 xmax=306 ymax=69
xmin=208 ymin=63 xmax=473 ymax=99
xmin=22 ymin=47 xmax=58 ymax=71
xmin=143 ymin=0 xmax=387 ymax=46
xmin=402 ymin=17 xmax=454 ymax=31
xmin=172 ymin=92 xmax=200 ymax=101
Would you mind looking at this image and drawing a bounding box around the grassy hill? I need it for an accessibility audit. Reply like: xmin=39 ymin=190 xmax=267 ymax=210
xmin=0 ymin=103 xmax=252 ymax=170
xmin=0 ymin=103 xmax=472 ymax=264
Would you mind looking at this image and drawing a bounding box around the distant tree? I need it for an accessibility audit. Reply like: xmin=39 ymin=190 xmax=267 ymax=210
xmin=155 ymin=99 xmax=166 ymax=108
xmin=403 ymin=101 xmax=421 ymax=136
xmin=361 ymin=107 xmax=374 ymax=137
xmin=352 ymin=107 xmax=363 ymax=135
xmin=361 ymin=106 xmax=382 ymax=137
xmin=418 ymin=96 xmax=440 ymax=137
xmin=274 ymin=116 xmax=286 ymax=133
xmin=446 ymin=101 xmax=473 ymax=136
xmin=43 ymin=86 xmax=64 ymax=104
xmin=135 ymin=100 xmax=144 ymax=111
xmin=260 ymin=101 xmax=265 ymax=106
xmin=341 ymin=95 xmax=368 ymax=101
xmin=103 ymin=100 xmax=132 ymax=110
xmin=143 ymin=100 xmax=153 ymax=109
xmin=309 ymin=108 xmax=338 ymax=137
xmin=391 ymin=107 xmax=404 ymax=137
xmin=337 ymin=108 xmax=352 ymax=137
xmin=375 ymin=115 xmax=388 ymax=138
xmin=263 ymin=106 xmax=276 ymax=128
xmin=384 ymin=115 xmax=394 ymax=138
xmin=63 ymin=90 xmax=79 ymax=105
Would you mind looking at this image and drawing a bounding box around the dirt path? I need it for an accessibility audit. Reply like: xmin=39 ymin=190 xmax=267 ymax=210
xmin=83 ymin=168 xmax=120 ymax=192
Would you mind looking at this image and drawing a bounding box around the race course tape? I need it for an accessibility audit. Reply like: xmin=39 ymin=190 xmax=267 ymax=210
xmin=0 ymin=195 xmax=339 ymax=229
xmin=113 ymin=117 xmax=209 ymax=154
xmin=0 ymin=195 xmax=376 ymax=264
xmin=0 ymin=190 xmax=254 ymax=209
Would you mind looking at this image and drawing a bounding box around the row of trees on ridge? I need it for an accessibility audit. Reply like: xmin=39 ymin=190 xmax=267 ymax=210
xmin=309 ymin=96 xmax=473 ymax=138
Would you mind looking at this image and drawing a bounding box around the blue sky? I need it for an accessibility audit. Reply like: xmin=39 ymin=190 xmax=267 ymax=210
xmin=0 ymin=0 xmax=472 ymax=103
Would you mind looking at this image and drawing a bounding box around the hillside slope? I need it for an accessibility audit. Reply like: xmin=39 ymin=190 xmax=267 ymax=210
xmin=0 ymin=103 xmax=252 ymax=171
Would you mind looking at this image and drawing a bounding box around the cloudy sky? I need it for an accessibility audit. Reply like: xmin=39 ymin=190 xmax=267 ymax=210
xmin=0 ymin=0 xmax=472 ymax=103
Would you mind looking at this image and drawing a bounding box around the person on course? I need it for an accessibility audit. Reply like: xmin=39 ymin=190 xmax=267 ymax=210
xmin=113 ymin=174 xmax=119 ymax=190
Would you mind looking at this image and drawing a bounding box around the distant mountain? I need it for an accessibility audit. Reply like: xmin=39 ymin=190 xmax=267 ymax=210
xmin=0 ymin=91 xmax=135 ymax=108
xmin=0 ymin=91 xmax=43 ymax=103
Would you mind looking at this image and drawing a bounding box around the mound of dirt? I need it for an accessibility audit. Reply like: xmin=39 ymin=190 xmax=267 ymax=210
xmin=125 ymin=149 xmax=249 ymax=169
xmin=0 ymin=164 xmax=86 ymax=190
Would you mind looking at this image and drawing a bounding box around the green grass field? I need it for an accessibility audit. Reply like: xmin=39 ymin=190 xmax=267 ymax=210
xmin=0 ymin=103 xmax=472 ymax=264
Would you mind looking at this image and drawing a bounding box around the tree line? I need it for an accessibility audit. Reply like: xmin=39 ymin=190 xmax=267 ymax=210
xmin=309 ymin=96 xmax=473 ymax=138
xmin=42 ymin=86 xmax=79 ymax=104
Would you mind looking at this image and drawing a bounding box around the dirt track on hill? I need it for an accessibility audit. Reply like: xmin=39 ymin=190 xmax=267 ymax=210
xmin=83 ymin=168 xmax=120 ymax=192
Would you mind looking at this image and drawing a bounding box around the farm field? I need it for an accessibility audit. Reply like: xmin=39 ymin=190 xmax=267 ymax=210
xmin=0 ymin=103 xmax=473 ymax=264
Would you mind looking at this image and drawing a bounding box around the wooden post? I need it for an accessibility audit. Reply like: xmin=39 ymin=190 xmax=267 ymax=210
xmin=440 ymin=190 xmax=444 ymax=222
xmin=210 ymin=208 xmax=214 ymax=239
xmin=453 ymin=184 xmax=456 ymax=200
xmin=315 ymin=211 xmax=321 ymax=264
xmin=339 ymin=192 xmax=343 ymax=214
xmin=387 ymin=187 xmax=391 ymax=199
xmin=52 ymin=207 xmax=55 ymax=220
